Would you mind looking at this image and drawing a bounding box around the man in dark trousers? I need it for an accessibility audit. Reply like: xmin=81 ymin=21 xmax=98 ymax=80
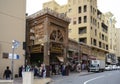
xmin=3 ymin=66 xmax=12 ymax=80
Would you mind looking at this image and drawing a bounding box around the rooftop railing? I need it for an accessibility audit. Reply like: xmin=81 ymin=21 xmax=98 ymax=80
xmin=27 ymin=8 xmax=71 ymax=22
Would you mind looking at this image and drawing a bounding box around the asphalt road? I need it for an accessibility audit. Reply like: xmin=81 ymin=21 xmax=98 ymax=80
xmin=51 ymin=70 xmax=120 ymax=84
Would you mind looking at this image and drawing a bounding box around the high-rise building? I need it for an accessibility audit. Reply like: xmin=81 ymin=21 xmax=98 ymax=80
xmin=104 ymin=12 xmax=117 ymax=64
xmin=104 ymin=12 xmax=116 ymax=54
xmin=116 ymin=28 xmax=120 ymax=57
xmin=43 ymin=0 xmax=112 ymax=60
xmin=116 ymin=28 xmax=120 ymax=64
xmin=0 ymin=0 xmax=26 ymax=78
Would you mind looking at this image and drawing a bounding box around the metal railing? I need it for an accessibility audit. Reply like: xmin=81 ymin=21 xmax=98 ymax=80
xmin=27 ymin=8 xmax=71 ymax=22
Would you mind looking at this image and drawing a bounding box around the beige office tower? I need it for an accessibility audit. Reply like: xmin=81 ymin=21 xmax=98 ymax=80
xmin=116 ymin=28 xmax=120 ymax=60
xmin=43 ymin=0 xmax=117 ymax=61
xmin=0 ymin=0 xmax=26 ymax=78
xmin=104 ymin=12 xmax=117 ymax=64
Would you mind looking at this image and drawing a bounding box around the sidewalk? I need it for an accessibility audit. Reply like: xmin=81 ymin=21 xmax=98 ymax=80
xmin=13 ymin=77 xmax=52 ymax=84
xmin=13 ymin=71 xmax=92 ymax=84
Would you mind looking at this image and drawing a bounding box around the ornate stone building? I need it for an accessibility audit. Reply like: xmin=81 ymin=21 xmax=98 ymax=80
xmin=26 ymin=8 xmax=70 ymax=76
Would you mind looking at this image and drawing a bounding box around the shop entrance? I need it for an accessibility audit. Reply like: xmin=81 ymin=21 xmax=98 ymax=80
xmin=50 ymin=53 xmax=64 ymax=64
xmin=30 ymin=53 xmax=43 ymax=66
xmin=50 ymin=53 xmax=64 ymax=75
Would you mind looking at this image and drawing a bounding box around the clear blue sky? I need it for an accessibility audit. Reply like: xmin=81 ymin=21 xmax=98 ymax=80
xmin=26 ymin=0 xmax=120 ymax=28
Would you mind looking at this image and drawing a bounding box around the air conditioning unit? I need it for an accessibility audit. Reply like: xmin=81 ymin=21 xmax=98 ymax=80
xmin=30 ymin=36 xmax=35 ymax=40
xmin=30 ymin=29 xmax=34 ymax=33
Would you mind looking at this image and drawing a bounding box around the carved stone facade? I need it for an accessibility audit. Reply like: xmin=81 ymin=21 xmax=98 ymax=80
xmin=26 ymin=8 xmax=70 ymax=66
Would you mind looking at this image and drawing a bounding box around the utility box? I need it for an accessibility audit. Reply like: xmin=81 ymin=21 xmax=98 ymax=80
xmin=23 ymin=72 xmax=33 ymax=84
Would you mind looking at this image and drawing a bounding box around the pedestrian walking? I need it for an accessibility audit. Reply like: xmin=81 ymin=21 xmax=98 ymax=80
xmin=41 ymin=64 xmax=46 ymax=78
xmin=18 ymin=66 xmax=22 ymax=77
xmin=22 ymin=65 xmax=25 ymax=77
xmin=76 ymin=63 xmax=81 ymax=72
xmin=61 ymin=64 xmax=66 ymax=76
xmin=3 ymin=66 xmax=12 ymax=80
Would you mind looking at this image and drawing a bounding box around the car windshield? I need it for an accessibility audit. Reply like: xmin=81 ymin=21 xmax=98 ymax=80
xmin=90 ymin=64 xmax=99 ymax=67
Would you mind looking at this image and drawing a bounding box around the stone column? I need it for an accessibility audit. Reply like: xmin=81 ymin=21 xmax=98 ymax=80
xmin=43 ymin=17 xmax=50 ymax=77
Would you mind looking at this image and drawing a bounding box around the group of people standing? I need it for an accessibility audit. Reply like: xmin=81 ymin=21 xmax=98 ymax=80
xmin=50 ymin=63 xmax=78 ymax=76
xmin=3 ymin=62 xmax=82 ymax=80
xmin=3 ymin=64 xmax=47 ymax=80
xmin=18 ymin=64 xmax=46 ymax=78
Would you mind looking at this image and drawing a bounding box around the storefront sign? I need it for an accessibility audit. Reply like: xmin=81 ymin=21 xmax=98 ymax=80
xmin=50 ymin=43 xmax=63 ymax=53
xmin=31 ymin=45 xmax=43 ymax=53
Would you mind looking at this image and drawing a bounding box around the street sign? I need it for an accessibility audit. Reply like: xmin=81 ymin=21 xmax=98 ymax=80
xmin=12 ymin=40 xmax=20 ymax=49
xmin=9 ymin=53 xmax=19 ymax=59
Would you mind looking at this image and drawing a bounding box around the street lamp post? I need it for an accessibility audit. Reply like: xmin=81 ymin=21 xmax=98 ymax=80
xmin=11 ymin=44 xmax=14 ymax=79
xmin=11 ymin=40 xmax=20 ymax=79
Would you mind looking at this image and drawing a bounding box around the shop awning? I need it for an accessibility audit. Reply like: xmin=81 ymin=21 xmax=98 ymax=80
xmin=57 ymin=56 xmax=64 ymax=62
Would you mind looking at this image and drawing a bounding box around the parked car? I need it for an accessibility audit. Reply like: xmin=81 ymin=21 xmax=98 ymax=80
xmin=105 ymin=65 xmax=112 ymax=71
xmin=117 ymin=66 xmax=120 ymax=70
xmin=105 ymin=66 xmax=110 ymax=71
xmin=112 ymin=65 xmax=117 ymax=70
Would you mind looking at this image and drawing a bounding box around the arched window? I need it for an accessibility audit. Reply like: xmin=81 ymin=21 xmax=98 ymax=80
xmin=50 ymin=30 xmax=64 ymax=42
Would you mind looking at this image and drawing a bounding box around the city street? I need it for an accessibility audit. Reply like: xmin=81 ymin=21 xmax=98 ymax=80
xmin=51 ymin=70 xmax=120 ymax=84
xmin=1 ymin=1 xmax=120 ymax=84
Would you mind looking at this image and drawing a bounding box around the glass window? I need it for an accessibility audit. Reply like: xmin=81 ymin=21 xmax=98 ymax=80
xmin=99 ymin=41 xmax=102 ymax=48
xmin=79 ymin=38 xmax=87 ymax=43
xmin=102 ymin=34 xmax=104 ymax=40
xmin=78 ymin=17 xmax=82 ymax=24
xmin=95 ymin=29 xmax=97 ymax=36
xmin=93 ymin=39 xmax=97 ymax=46
xmin=91 ymin=16 xmax=92 ymax=23
xmin=106 ymin=45 xmax=108 ymax=50
xmin=84 ymin=5 xmax=87 ymax=12
xmin=84 ymin=16 xmax=87 ymax=23
xmin=91 ymin=27 xmax=92 ymax=30
xmin=91 ymin=6 xmax=92 ymax=13
xmin=78 ymin=6 xmax=82 ymax=13
xmin=78 ymin=26 xmax=87 ymax=34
